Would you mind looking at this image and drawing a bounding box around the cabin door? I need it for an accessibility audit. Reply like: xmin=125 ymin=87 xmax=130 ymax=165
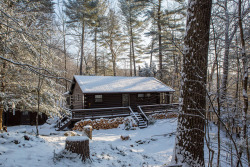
xmin=122 ymin=94 xmax=130 ymax=107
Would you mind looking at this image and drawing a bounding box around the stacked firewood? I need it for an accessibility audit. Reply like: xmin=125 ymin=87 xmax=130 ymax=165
xmin=73 ymin=117 xmax=137 ymax=131
xmin=151 ymin=113 xmax=178 ymax=119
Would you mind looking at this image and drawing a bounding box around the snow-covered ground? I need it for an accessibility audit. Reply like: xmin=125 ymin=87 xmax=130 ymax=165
xmin=1 ymin=118 xmax=247 ymax=167
xmin=0 ymin=118 xmax=177 ymax=167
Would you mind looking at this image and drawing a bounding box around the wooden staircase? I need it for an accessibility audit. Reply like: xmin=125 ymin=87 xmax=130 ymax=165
xmin=128 ymin=107 xmax=148 ymax=129
xmin=132 ymin=112 xmax=147 ymax=128
xmin=56 ymin=114 xmax=72 ymax=131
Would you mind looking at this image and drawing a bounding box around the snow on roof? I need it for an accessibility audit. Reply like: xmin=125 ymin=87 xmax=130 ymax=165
xmin=73 ymin=75 xmax=175 ymax=94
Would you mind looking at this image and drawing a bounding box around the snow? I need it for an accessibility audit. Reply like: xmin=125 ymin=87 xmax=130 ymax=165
xmin=66 ymin=136 xmax=89 ymax=142
xmin=73 ymin=75 xmax=175 ymax=93
xmin=0 ymin=118 xmax=177 ymax=167
xmin=1 ymin=118 xmax=245 ymax=166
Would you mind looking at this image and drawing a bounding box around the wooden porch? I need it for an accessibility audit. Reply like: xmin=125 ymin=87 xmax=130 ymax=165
xmin=56 ymin=103 xmax=179 ymax=131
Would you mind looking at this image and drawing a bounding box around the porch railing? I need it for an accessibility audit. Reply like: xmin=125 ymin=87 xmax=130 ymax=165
xmin=71 ymin=106 xmax=131 ymax=120
xmin=137 ymin=106 xmax=149 ymax=124
xmin=138 ymin=103 xmax=179 ymax=116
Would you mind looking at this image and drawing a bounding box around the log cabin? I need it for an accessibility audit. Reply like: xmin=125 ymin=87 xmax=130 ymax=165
xmin=67 ymin=75 xmax=174 ymax=109
xmin=57 ymin=75 xmax=177 ymax=130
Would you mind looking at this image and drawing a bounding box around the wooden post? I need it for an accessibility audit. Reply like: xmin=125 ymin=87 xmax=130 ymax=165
xmin=65 ymin=136 xmax=90 ymax=161
xmin=83 ymin=125 xmax=92 ymax=140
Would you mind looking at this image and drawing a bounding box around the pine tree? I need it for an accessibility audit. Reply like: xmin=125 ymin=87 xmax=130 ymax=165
xmin=119 ymin=0 xmax=145 ymax=76
xmin=64 ymin=0 xmax=99 ymax=75
xmin=89 ymin=0 xmax=107 ymax=75
xmin=100 ymin=10 xmax=127 ymax=76
xmin=143 ymin=0 xmax=185 ymax=81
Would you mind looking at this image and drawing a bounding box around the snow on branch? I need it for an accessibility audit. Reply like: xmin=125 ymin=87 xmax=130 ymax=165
xmin=0 ymin=56 xmax=71 ymax=83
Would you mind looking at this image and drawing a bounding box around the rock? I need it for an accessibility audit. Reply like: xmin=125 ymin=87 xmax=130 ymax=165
xmin=24 ymin=135 xmax=30 ymax=141
xmin=13 ymin=140 xmax=19 ymax=144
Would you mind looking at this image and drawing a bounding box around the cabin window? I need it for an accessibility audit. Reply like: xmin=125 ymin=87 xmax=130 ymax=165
xmin=95 ymin=95 xmax=103 ymax=103
xmin=146 ymin=93 xmax=151 ymax=97
xmin=77 ymin=94 xmax=80 ymax=101
xmin=138 ymin=94 xmax=144 ymax=98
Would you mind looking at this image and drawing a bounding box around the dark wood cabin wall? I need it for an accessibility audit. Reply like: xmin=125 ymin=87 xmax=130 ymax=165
xmin=85 ymin=94 xmax=122 ymax=109
xmin=165 ymin=92 xmax=170 ymax=104
xmin=72 ymin=82 xmax=83 ymax=109
xmin=130 ymin=93 xmax=159 ymax=111
xmin=84 ymin=93 xmax=162 ymax=111
xmin=3 ymin=110 xmax=47 ymax=126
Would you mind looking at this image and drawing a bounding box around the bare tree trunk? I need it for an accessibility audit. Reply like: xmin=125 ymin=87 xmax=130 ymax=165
xmin=131 ymin=28 xmax=136 ymax=76
xmin=110 ymin=41 xmax=116 ymax=76
xmin=94 ymin=28 xmax=98 ymax=75
xmin=36 ymin=30 xmax=43 ymax=137
xmin=157 ymin=0 xmax=162 ymax=79
xmin=80 ymin=23 xmax=85 ymax=75
xmin=129 ymin=6 xmax=136 ymax=77
xmin=102 ymin=53 xmax=105 ymax=76
xmin=220 ymin=0 xmax=238 ymax=103
xmin=63 ymin=20 xmax=67 ymax=91
xmin=0 ymin=61 xmax=6 ymax=132
xmin=216 ymin=59 xmax=221 ymax=167
xmin=129 ymin=40 xmax=132 ymax=76
xmin=238 ymin=0 xmax=249 ymax=165
xmin=173 ymin=1 xmax=212 ymax=166
xmin=211 ymin=19 xmax=221 ymax=167
xmin=150 ymin=37 xmax=154 ymax=68
xmin=36 ymin=90 xmax=40 ymax=136
xmin=0 ymin=9 xmax=9 ymax=131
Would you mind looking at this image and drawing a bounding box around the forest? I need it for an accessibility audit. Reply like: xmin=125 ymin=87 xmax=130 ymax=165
xmin=0 ymin=0 xmax=249 ymax=166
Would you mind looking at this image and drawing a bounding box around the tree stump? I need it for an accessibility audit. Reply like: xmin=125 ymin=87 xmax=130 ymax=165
xmin=65 ymin=136 xmax=90 ymax=161
xmin=83 ymin=125 xmax=92 ymax=140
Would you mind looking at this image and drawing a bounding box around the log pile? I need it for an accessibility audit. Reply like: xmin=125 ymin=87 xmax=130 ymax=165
xmin=73 ymin=117 xmax=137 ymax=131
xmin=65 ymin=136 xmax=90 ymax=161
xmin=151 ymin=113 xmax=178 ymax=120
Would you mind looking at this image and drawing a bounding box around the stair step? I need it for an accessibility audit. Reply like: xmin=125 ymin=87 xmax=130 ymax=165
xmin=139 ymin=125 xmax=147 ymax=129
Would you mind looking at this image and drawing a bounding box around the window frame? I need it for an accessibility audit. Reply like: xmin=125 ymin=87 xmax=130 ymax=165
xmin=138 ymin=93 xmax=145 ymax=98
xmin=95 ymin=94 xmax=103 ymax=103
xmin=146 ymin=93 xmax=151 ymax=98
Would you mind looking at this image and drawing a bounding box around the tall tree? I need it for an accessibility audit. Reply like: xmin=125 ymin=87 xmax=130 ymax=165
xmin=89 ymin=0 xmax=106 ymax=75
xmin=100 ymin=10 xmax=126 ymax=76
xmin=119 ymin=0 xmax=144 ymax=76
xmin=238 ymin=0 xmax=249 ymax=165
xmin=214 ymin=0 xmax=239 ymax=103
xmin=64 ymin=0 xmax=98 ymax=75
xmin=173 ymin=0 xmax=212 ymax=166
xmin=0 ymin=0 xmax=67 ymax=131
